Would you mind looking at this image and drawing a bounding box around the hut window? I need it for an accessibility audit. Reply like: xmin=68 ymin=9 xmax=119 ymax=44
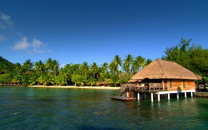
xmin=170 ymin=80 xmax=172 ymax=88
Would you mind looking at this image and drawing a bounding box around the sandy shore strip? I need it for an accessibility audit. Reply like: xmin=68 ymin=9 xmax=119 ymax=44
xmin=29 ymin=85 xmax=120 ymax=90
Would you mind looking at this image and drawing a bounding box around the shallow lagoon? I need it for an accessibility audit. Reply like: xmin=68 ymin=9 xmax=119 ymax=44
xmin=1 ymin=87 xmax=208 ymax=129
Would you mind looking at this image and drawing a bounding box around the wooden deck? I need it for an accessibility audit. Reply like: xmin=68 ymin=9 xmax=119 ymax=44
xmin=111 ymin=84 xmax=168 ymax=102
xmin=111 ymin=96 xmax=136 ymax=101
xmin=120 ymin=85 xmax=168 ymax=93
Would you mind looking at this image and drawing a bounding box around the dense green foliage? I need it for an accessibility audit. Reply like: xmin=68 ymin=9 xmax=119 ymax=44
xmin=162 ymin=38 xmax=208 ymax=75
xmin=1 ymin=38 xmax=207 ymax=86
xmin=0 ymin=57 xmax=14 ymax=85
xmin=0 ymin=55 xmax=151 ymax=86
xmin=0 ymin=73 xmax=12 ymax=84
xmin=162 ymin=38 xmax=208 ymax=84
xmin=0 ymin=56 xmax=15 ymax=74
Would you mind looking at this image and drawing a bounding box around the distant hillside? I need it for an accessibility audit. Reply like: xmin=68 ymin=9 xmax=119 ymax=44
xmin=0 ymin=56 xmax=15 ymax=74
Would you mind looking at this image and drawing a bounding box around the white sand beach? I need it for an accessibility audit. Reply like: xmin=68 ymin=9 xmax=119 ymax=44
xmin=29 ymin=85 xmax=120 ymax=90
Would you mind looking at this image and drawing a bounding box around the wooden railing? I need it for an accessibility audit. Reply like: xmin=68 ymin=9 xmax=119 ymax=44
xmin=120 ymin=83 xmax=167 ymax=93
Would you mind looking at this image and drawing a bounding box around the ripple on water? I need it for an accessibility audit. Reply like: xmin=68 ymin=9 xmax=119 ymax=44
xmin=1 ymin=87 xmax=208 ymax=129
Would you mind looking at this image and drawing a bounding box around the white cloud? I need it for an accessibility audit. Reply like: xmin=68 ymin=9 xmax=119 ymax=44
xmin=0 ymin=13 xmax=12 ymax=30
xmin=13 ymin=37 xmax=47 ymax=54
xmin=0 ymin=34 xmax=6 ymax=41
xmin=0 ymin=12 xmax=50 ymax=53
xmin=31 ymin=38 xmax=45 ymax=53
xmin=13 ymin=37 xmax=29 ymax=50
xmin=0 ymin=13 xmax=11 ymax=22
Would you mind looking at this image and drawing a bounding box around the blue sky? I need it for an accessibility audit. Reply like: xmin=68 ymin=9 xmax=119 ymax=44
xmin=0 ymin=0 xmax=208 ymax=66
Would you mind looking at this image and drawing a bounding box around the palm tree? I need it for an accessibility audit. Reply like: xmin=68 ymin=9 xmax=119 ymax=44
xmin=45 ymin=58 xmax=59 ymax=85
xmin=109 ymin=55 xmax=122 ymax=87
xmin=123 ymin=54 xmax=133 ymax=75
xmin=45 ymin=58 xmax=53 ymax=74
xmin=52 ymin=60 xmax=59 ymax=77
xmin=109 ymin=60 xmax=116 ymax=74
xmin=80 ymin=61 xmax=89 ymax=80
xmin=70 ymin=64 xmax=81 ymax=74
xmin=14 ymin=63 xmax=22 ymax=76
xmin=22 ymin=59 xmax=33 ymax=85
xmin=56 ymin=68 xmax=67 ymax=85
xmin=35 ymin=60 xmax=45 ymax=77
xmin=112 ymin=55 xmax=122 ymax=76
xmin=90 ymin=62 xmax=98 ymax=81
xmin=23 ymin=59 xmax=33 ymax=76
xmin=98 ymin=62 xmax=109 ymax=81
xmin=45 ymin=58 xmax=59 ymax=77
xmin=12 ymin=63 xmax=22 ymax=85
xmin=101 ymin=62 xmax=108 ymax=73
xmin=132 ymin=56 xmax=146 ymax=74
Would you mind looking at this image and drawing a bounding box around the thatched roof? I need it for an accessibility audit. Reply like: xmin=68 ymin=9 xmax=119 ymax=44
xmin=128 ymin=79 xmax=137 ymax=83
xmin=128 ymin=79 xmax=142 ymax=83
xmin=97 ymin=81 xmax=111 ymax=85
xmin=131 ymin=59 xmax=201 ymax=81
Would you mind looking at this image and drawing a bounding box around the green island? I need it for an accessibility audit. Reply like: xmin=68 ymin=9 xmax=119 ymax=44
xmin=1 ymin=38 xmax=208 ymax=87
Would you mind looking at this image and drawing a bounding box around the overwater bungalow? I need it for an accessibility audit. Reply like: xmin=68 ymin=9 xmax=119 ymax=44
xmin=112 ymin=59 xmax=201 ymax=102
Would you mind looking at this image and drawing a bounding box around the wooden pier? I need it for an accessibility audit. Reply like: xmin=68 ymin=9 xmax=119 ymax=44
xmin=111 ymin=85 xmax=195 ymax=102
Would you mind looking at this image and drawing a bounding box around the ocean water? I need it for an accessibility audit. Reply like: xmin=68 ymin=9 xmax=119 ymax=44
xmin=0 ymin=87 xmax=208 ymax=129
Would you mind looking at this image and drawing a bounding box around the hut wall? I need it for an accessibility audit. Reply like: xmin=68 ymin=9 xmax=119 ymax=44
xmin=167 ymin=79 xmax=196 ymax=91
xmin=183 ymin=80 xmax=196 ymax=90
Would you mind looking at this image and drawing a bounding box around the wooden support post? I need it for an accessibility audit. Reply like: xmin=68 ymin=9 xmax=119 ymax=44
xmin=137 ymin=93 xmax=140 ymax=100
xmin=168 ymin=93 xmax=170 ymax=100
xmin=177 ymin=93 xmax=179 ymax=99
xmin=151 ymin=93 xmax=154 ymax=102
xmin=158 ymin=94 xmax=160 ymax=102
xmin=127 ymin=92 xmax=129 ymax=98
xmin=184 ymin=92 xmax=187 ymax=98
xmin=191 ymin=92 xmax=193 ymax=97
xmin=162 ymin=80 xmax=165 ymax=90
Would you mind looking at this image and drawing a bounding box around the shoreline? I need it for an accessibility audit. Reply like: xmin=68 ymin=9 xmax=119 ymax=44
xmin=28 ymin=85 xmax=120 ymax=90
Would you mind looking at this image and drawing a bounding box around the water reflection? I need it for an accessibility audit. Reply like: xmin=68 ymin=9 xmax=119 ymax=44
xmin=117 ymin=97 xmax=208 ymax=129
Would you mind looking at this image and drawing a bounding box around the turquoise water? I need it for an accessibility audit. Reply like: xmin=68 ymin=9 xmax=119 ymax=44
xmin=1 ymin=87 xmax=208 ymax=129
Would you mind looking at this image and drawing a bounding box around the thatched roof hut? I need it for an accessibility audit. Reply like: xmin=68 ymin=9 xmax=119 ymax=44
xmin=113 ymin=59 xmax=201 ymax=102
xmin=97 ymin=81 xmax=112 ymax=87
xmin=131 ymin=59 xmax=200 ymax=81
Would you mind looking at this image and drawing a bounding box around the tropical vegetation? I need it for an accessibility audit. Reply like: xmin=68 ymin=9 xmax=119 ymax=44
xmin=1 ymin=38 xmax=207 ymax=86
xmin=162 ymin=38 xmax=208 ymax=84
xmin=0 ymin=55 xmax=151 ymax=86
